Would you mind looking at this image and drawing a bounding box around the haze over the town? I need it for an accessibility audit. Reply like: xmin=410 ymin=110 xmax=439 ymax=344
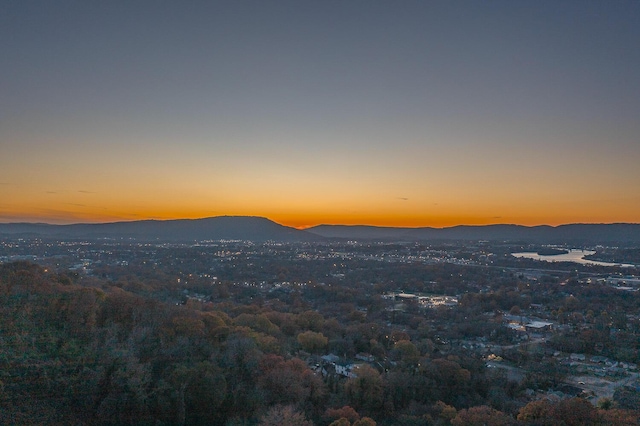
xmin=2 ymin=1 xmax=639 ymax=229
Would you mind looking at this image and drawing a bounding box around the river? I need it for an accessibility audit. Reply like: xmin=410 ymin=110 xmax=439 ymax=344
xmin=511 ymin=249 xmax=633 ymax=267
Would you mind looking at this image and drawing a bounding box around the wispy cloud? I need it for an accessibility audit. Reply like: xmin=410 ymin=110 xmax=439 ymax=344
xmin=78 ymin=190 xmax=96 ymax=194
xmin=396 ymin=197 xmax=409 ymax=201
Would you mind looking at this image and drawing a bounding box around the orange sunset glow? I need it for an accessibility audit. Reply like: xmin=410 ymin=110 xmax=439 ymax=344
xmin=2 ymin=2 xmax=639 ymax=228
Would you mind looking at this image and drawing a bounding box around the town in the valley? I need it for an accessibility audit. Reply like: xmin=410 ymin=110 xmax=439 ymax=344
xmin=1 ymin=233 xmax=639 ymax=424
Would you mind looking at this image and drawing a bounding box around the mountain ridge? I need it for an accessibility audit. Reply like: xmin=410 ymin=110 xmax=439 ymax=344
xmin=0 ymin=216 xmax=318 ymax=242
xmin=306 ymin=223 xmax=640 ymax=244
xmin=1 ymin=217 xmax=639 ymax=244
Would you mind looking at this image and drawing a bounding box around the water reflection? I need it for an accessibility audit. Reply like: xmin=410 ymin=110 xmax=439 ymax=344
xmin=511 ymin=249 xmax=633 ymax=267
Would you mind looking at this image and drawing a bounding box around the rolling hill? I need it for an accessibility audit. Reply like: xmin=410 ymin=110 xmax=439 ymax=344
xmin=1 ymin=218 xmax=639 ymax=244
xmin=0 ymin=216 xmax=319 ymax=242
xmin=305 ymin=223 xmax=640 ymax=245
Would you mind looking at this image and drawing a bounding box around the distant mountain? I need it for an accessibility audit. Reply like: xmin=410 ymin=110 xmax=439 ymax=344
xmin=306 ymin=223 xmax=640 ymax=245
xmin=2 ymin=218 xmax=639 ymax=244
xmin=0 ymin=216 xmax=320 ymax=242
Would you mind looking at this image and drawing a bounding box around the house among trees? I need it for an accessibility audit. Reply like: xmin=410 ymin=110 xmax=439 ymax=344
xmin=322 ymin=353 xmax=341 ymax=363
xmin=355 ymin=352 xmax=375 ymax=362
xmin=524 ymin=320 xmax=553 ymax=333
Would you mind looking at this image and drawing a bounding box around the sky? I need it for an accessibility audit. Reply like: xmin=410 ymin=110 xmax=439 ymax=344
xmin=1 ymin=1 xmax=639 ymax=228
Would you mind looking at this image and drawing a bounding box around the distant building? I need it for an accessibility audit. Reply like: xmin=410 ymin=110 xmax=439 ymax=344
xmin=335 ymin=363 xmax=358 ymax=378
xmin=525 ymin=321 xmax=553 ymax=332
xmin=570 ymin=353 xmax=586 ymax=361
xmin=321 ymin=353 xmax=340 ymax=363
xmin=607 ymin=276 xmax=640 ymax=287
xmin=355 ymin=352 xmax=375 ymax=362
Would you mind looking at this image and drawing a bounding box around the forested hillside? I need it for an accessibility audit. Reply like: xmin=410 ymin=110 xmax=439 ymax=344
xmin=0 ymin=261 xmax=638 ymax=425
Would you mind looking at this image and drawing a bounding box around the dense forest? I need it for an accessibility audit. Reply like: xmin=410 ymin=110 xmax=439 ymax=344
xmin=0 ymin=260 xmax=638 ymax=425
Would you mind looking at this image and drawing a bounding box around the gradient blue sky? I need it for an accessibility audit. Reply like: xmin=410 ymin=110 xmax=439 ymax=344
xmin=2 ymin=1 xmax=639 ymax=227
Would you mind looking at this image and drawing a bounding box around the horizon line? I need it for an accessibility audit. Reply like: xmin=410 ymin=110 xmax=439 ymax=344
xmin=1 ymin=215 xmax=639 ymax=230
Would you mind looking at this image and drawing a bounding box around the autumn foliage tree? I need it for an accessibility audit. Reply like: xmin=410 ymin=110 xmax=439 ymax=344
xmin=353 ymin=418 xmax=377 ymax=426
xmin=344 ymin=365 xmax=383 ymax=415
xmin=451 ymin=405 xmax=514 ymax=426
xmin=259 ymin=405 xmax=313 ymax=426
xmin=549 ymin=397 xmax=599 ymax=426
xmin=518 ymin=397 xmax=632 ymax=426
xmin=257 ymin=354 xmax=327 ymax=408
xmin=325 ymin=405 xmax=360 ymax=423
xmin=297 ymin=330 xmax=328 ymax=353
xmin=517 ymin=399 xmax=554 ymax=424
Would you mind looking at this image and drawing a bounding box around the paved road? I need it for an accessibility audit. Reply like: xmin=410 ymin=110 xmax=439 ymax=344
xmin=569 ymin=372 xmax=640 ymax=401
xmin=488 ymin=338 xmax=640 ymax=404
